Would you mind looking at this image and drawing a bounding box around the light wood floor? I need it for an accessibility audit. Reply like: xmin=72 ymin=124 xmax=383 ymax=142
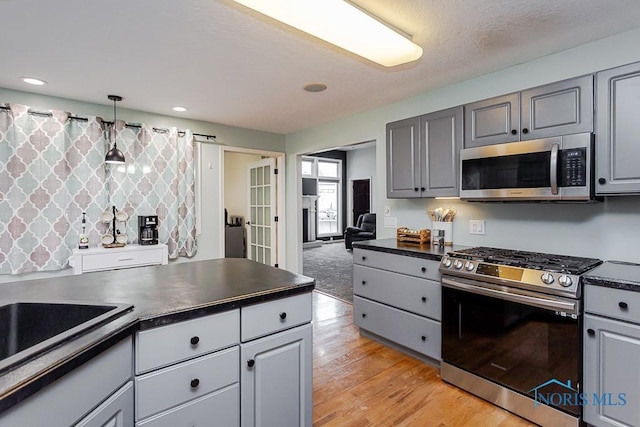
xmin=312 ymin=291 xmax=536 ymax=427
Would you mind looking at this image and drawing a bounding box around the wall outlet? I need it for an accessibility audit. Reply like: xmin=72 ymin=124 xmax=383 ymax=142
xmin=469 ymin=220 xmax=485 ymax=235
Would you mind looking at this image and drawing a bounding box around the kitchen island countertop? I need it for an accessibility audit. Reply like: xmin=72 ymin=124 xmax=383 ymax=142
xmin=353 ymin=238 xmax=470 ymax=261
xmin=0 ymin=258 xmax=314 ymax=413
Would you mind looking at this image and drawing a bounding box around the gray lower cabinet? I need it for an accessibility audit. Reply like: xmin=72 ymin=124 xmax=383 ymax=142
xmin=352 ymin=249 xmax=441 ymax=361
xmin=584 ymin=285 xmax=640 ymax=427
xmin=464 ymin=75 xmax=593 ymax=147
xmin=0 ymin=337 xmax=133 ymax=426
xmin=386 ymin=106 xmax=462 ymax=198
xmin=240 ymin=323 xmax=313 ymax=427
xmin=595 ymin=61 xmax=640 ymax=195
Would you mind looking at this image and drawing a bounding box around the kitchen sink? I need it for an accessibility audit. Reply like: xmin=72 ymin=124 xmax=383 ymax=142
xmin=0 ymin=301 xmax=133 ymax=373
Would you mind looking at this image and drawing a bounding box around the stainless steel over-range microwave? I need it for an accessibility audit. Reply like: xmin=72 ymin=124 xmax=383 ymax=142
xmin=459 ymin=132 xmax=595 ymax=201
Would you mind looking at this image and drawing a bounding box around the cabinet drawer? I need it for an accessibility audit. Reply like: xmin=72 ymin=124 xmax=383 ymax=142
xmin=135 ymin=346 xmax=238 ymax=420
xmin=136 ymin=384 xmax=239 ymax=427
xmin=82 ymin=248 xmax=164 ymax=272
xmin=354 ymin=296 xmax=441 ymax=360
xmin=354 ymin=265 xmax=441 ymax=321
xmin=241 ymin=292 xmax=312 ymax=342
xmin=353 ymin=248 xmax=440 ymax=281
xmin=136 ymin=309 xmax=239 ymax=374
xmin=585 ymin=285 xmax=640 ymax=325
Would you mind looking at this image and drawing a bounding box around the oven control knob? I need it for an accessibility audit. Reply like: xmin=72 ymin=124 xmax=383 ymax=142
xmin=442 ymin=257 xmax=452 ymax=268
xmin=541 ymin=272 xmax=555 ymax=285
xmin=558 ymin=275 xmax=573 ymax=287
xmin=454 ymin=260 xmax=464 ymax=270
xmin=465 ymin=261 xmax=475 ymax=271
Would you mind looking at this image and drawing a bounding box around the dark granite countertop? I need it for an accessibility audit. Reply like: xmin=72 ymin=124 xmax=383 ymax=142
xmin=0 ymin=258 xmax=314 ymax=413
xmin=583 ymin=261 xmax=640 ymax=292
xmin=353 ymin=238 xmax=470 ymax=261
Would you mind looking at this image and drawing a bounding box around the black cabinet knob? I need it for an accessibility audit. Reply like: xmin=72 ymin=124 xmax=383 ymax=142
xmin=511 ymin=129 xmax=517 ymax=135
xmin=362 ymin=256 xmax=367 ymax=261
xmin=361 ymin=280 xmax=366 ymax=285
xmin=619 ymin=301 xmax=629 ymax=310
xmin=190 ymin=336 xmax=200 ymax=346
xmin=587 ymin=328 xmax=595 ymax=336
xmin=190 ymin=378 xmax=200 ymax=388
xmin=598 ymin=178 xmax=606 ymax=185
xmin=522 ymin=128 xmax=529 ymax=134
xmin=414 ymin=187 xmax=419 ymax=192
xmin=421 ymin=187 xmax=425 ymax=192
xmin=421 ymin=267 xmax=426 ymax=273
xmin=247 ymin=359 xmax=255 ymax=368
xmin=421 ymin=297 xmax=427 ymax=303
xmin=279 ymin=312 xmax=287 ymax=320
xmin=362 ymin=313 xmax=367 ymax=318
xmin=421 ymin=335 xmax=426 ymax=341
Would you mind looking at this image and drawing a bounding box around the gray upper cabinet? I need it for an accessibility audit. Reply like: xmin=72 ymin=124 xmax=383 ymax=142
xmin=596 ymin=61 xmax=640 ymax=195
xmin=464 ymin=76 xmax=593 ymax=148
xmin=386 ymin=106 xmax=462 ymax=198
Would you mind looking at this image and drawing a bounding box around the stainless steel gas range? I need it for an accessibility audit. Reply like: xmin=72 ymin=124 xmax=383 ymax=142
xmin=439 ymin=247 xmax=602 ymax=427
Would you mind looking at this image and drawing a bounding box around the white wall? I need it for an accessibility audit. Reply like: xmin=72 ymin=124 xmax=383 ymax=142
xmin=346 ymin=145 xmax=376 ymax=226
xmin=285 ymin=27 xmax=640 ymax=272
xmin=224 ymin=152 xmax=261 ymax=220
xmin=0 ymin=89 xmax=285 ymax=283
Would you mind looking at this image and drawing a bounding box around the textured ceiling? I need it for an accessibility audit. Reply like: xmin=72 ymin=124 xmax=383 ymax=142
xmin=2 ymin=0 xmax=640 ymax=134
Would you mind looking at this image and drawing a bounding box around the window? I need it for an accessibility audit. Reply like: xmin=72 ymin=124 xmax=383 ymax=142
xmin=318 ymin=160 xmax=338 ymax=177
xmin=301 ymin=159 xmax=314 ymax=176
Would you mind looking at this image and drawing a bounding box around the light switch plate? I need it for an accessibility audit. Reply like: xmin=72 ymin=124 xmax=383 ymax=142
xmin=384 ymin=205 xmax=391 ymax=216
xmin=469 ymin=220 xmax=485 ymax=235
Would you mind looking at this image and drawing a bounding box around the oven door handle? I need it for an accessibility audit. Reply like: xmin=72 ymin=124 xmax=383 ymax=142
xmin=550 ymin=143 xmax=559 ymax=195
xmin=441 ymin=277 xmax=578 ymax=314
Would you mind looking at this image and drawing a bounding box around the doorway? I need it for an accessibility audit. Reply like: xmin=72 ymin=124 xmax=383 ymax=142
xmin=352 ymin=179 xmax=370 ymax=225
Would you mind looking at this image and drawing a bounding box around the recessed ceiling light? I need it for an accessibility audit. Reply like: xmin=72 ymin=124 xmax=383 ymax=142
xmin=304 ymin=83 xmax=327 ymax=93
xmin=172 ymin=106 xmax=188 ymax=112
xmin=21 ymin=77 xmax=47 ymax=86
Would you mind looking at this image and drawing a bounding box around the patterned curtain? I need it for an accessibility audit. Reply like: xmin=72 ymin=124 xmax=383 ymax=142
xmin=0 ymin=104 xmax=108 ymax=274
xmin=106 ymin=122 xmax=197 ymax=258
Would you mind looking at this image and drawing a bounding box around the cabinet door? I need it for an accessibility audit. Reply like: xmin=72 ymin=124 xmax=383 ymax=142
xmin=464 ymin=93 xmax=519 ymax=147
xmin=596 ymin=62 xmax=640 ymax=194
xmin=520 ymin=75 xmax=593 ymax=140
xmin=386 ymin=116 xmax=421 ymax=198
xmin=584 ymin=314 xmax=640 ymax=427
xmin=75 ymin=382 xmax=134 ymax=427
xmin=419 ymin=106 xmax=463 ymax=197
xmin=240 ymin=324 xmax=312 ymax=427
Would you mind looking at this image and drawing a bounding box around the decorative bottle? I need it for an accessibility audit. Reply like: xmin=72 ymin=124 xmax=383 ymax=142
xmin=79 ymin=212 xmax=89 ymax=249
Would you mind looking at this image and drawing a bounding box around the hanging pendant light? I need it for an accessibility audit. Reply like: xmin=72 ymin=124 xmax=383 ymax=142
xmin=105 ymin=94 xmax=126 ymax=165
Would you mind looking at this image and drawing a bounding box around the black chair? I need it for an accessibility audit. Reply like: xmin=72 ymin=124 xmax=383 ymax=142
xmin=344 ymin=213 xmax=376 ymax=250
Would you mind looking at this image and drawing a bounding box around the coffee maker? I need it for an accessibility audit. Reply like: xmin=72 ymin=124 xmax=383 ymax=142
xmin=138 ymin=215 xmax=158 ymax=245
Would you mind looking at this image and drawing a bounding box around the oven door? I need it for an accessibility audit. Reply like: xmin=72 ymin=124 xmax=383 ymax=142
xmin=441 ymin=276 xmax=581 ymax=417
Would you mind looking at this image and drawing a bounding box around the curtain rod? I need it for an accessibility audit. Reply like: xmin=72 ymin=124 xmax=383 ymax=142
xmin=0 ymin=105 xmax=217 ymax=140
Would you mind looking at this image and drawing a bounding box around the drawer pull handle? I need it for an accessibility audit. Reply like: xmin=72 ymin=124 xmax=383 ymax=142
xmin=190 ymin=336 xmax=200 ymax=346
xmin=117 ymin=258 xmax=134 ymax=262
xmin=619 ymin=301 xmax=629 ymax=310
xmin=190 ymin=378 xmax=200 ymax=388
xmin=247 ymin=359 xmax=255 ymax=368
xmin=587 ymin=328 xmax=595 ymax=336
xmin=279 ymin=312 xmax=287 ymax=320
xmin=421 ymin=297 xmax=427 ymax=303
xmin=361 ymin=280 xmax=366 ymax=285
xmin=421 ymin=335 xmax=426 ymax=341
xmin=421 ymin=267 xmax=426 ymax=273
xmin=362 ymin=313 xmax=367 ymax=318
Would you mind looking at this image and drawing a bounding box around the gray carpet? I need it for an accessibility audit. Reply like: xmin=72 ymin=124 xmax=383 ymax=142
xmin=303 ymin=242 xmax=353 ymax=303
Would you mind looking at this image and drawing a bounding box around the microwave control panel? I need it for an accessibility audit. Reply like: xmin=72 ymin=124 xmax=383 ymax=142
xmin=560 ymin=148 xmax=587 ymax=187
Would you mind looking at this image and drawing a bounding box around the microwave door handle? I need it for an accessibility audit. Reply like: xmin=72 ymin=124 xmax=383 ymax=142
xmin=550 ymin=143 xmax=559 ymax=195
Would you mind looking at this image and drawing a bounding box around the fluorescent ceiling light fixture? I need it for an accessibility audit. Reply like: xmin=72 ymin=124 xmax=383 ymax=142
xmin=232 ymin=0 xmax=423 ymax=67
xmin=172 ymin=106 xmax=188 ymax=112
xmin=21 ymin=77 xmax=47 ymax=86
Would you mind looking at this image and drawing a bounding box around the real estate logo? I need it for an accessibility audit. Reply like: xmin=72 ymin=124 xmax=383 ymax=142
xmin=529 ymin=379 xmax=627 ymax=408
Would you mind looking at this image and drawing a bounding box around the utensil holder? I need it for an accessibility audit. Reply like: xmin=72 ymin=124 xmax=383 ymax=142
xmin=432 ymin=221 xmax=453 ymax=246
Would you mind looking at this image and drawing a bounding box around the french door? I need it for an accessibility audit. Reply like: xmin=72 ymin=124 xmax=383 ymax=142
xmin=247 ymin=158 xmax=277 ymax=266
